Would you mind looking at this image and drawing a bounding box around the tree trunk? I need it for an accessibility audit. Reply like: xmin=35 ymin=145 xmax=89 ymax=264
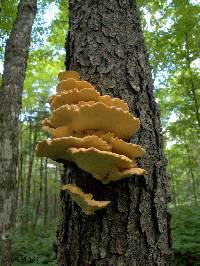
xmin=16 ymin=122 xmax=23 ymax=224
xmin=184 ymin=139 xmax=197 ymax=205
xmin=53 ymin=166 xmax=59 ymax=221
xmin=20 ymin=154 xmax=26 ymax=231
xmin=0 ymin=0 xmax=37 ymax=265
xmin=168 ymin=159 xmax=176 ymax=207
xmin=44 ymin=158 xmax=48 ymax=232
xmin=32 ymin=158 xmax=43 ymax=231
xmin=57 ymin=1 xmax=172 ymax=265
xmin=24 ymin=119 xmax=38 ymax=230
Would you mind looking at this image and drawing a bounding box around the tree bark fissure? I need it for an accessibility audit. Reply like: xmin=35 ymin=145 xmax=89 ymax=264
xmin=0 ymin=0 xmax=37 ymax=264
xmin=57 ymin=1 xmax=171 ymax=265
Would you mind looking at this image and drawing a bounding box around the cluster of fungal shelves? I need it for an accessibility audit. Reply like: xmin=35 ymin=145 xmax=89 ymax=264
xmin=36 ymin=71 xmax=146 ymax=215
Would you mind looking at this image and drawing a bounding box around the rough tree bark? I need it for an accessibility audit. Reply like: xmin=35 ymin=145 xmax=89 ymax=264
xmin=0 ymin=0 xmax=37 ymax=265
xmin=57 ymin=0 xmax=172 ymax=265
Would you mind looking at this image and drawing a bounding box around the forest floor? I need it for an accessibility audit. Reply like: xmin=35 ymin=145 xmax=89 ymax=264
xmin=11 ymin=205 xmax=200 ymax=266
xmin=12 ymin=221 xmax=57 ymax=266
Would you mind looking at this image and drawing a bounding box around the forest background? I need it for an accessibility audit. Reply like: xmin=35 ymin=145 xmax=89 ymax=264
xmin=0 ymin=0 xmax=199 ymax=265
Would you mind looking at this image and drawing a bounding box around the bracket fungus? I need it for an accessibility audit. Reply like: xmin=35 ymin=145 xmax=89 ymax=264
xmin=36 ymin=70 xmax=146 ymax=214
xmin=61 ymin=184 xmax=111 ymax=215
xmin=42 ymin=102 xmax=140 ymax=139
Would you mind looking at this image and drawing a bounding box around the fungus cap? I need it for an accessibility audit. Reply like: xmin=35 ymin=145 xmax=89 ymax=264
xmin=35 ymin=136 xmax=111 ymax=160
xmin=98 ymin=133 xmax=145 ymax=159
xmin=45 ymin=102 xmax=140 ymax=139
xmin=75 ymin=131 xmax=144 ymax=159
xmin=106 ymin=167 xmax=146 ymax=184
xmin=42 ymin=126 xmax=145 ymax=159
xmin=67 ymin=147 xmax=143 ymax=183
xmin=42 ymin=118 xmax=54 ymax=128
xmin=97 ymin=95 xmax=129 ymax=111
xmin=62 ymin=184 xmax=110 ymax=215
xmin=50 ymin=89 xmax=129 ymax=112
xmin=42 ymin=125 xmax=72 ymax=138
xmin=57 ymin=79 xmax=94 ymax=93
xmin=42 ymin=126 xmax=115 ymax=139
xmin=50 ymin=88 xmax=99 ymax=110
xmin=58 ymin=70 xmax=80 ymax=81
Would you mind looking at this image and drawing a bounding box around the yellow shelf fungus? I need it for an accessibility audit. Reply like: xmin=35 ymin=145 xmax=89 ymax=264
xmin=97 ymin=133 xmax=145 ymax=159
xmin=36 ymin=136 xmax=111 ymax=160
xmin=67 ymin=147 xmax=145 ymax=184
xmin=61 ymin=184 xmax=110 ymax=215
xmin=43 ymin=102 xmax=139 ymax=139
xmin=58 ymin=70 xmax=80 ymax=81
xmin=57 ymin=78 xmax=94 ymax=93
xmin=50 ymin=88 xmax=129 ymax=111
xmin=40 ymin=129 xmax=144 ymax=160
xmin=50 ymin=88 xmax=99 ymax=110
xmin=36 ymin=70 xmax=146 ymax=214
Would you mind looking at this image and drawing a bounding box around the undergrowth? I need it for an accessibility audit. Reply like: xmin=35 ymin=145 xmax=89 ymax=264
xmin=171 ymin=205 xmax=200 ymax=266
xmin=11 ymin=221 xmax=57 ymax=266
xmin=11 ymin=206 xmax=200 ymax=265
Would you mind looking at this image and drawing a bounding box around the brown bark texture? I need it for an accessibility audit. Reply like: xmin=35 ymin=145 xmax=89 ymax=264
xmin=0 ymin=0 xmax=37 ymax=265
xmin=57 ymin=0 xmax=172 ymax=265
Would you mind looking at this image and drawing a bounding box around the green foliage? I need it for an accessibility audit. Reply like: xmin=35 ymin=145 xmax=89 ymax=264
xmin=139 ymin=3 xmax=200 ymax=264
xmin=12 ymin=221 xmax=57 ymax=266
xmin=0 ymin=0 xmax=18 ymax=57
xmin=171 ymin=205 xmax=200 ymax=265
xmin=21 ymin=0 xmax=67 ymax=116
xmin=139 ymin=0 xmax=200 ymax=76
xmin=139 ymin=0 xmax=200 ymax=208
xmin=48 ymin=0 xmax=69 ymax=50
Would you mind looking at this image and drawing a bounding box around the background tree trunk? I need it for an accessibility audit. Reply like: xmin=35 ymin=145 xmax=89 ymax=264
xmin=32 ymin=158 xmax=43 ymax=231
xmin=53 ymin=166 xmax=59 ymax=221
xmin=44 ymin=158 xmax=48 ymax=232
xmin=184 ymin=140 xmax=197 ymax=205
xmin=57 ymin=0 xmax=172 ymax=265
xmin=16 ymin=122 xmax=23 ymax=218
xmin=168 ymin=159 xmax=176 ymax=207
xmin=24 ymin=119 xmax=38 ymax=230
xmin=0 ymin=0 xmax=37 ymax=264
